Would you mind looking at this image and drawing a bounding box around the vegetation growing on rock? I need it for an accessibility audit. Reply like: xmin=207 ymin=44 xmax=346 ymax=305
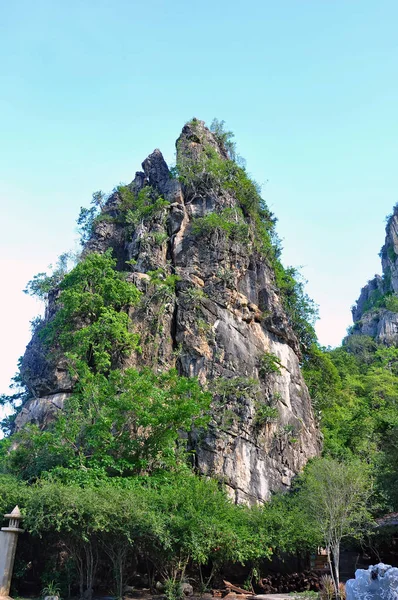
xmin=175 ymin=118 xmax=318 ymax=356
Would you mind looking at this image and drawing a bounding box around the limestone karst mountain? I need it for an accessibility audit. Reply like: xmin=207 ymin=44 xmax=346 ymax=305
xmin=351 ymin=204 xmax=398 ymax=343
xmin=17 ymin=119 xmax=320 ymax=503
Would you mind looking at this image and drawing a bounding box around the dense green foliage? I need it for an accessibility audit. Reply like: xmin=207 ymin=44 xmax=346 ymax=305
xmin=24 ymin=252 xmax=73 ymax=302
xmin=0 ymin=249 xmax=218 ymax=595
xmin=303 ymin=336 xmax=398 ymax=510
xmin=0 ymin=470 xmax=323 ymax=598
xmin=6 ymin=368 xmax=211 ymax=482
xmin=118 ymin=185 xmax=169 ymax=227
xmin=41 ymin=250 xmax=141 ymax=374
xmin=4 ymin=252 xmax=210 ymax=482
xmin=192 ymin=207 xmax=249 ymax=242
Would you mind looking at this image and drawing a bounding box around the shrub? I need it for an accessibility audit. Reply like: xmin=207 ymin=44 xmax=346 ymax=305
xmin=41 ymin=581 xmax=61 ymax=599
xmin=319 ymin=575 xmax=334 ymax=600
xmin=258 ymin=352 xmax=283 ymax=377
xmin=209 ymin=118 xmax=237 ymax=160
xmin=192 ymin=208 xmax=249 ymax=242
xmin=385 ymin=294 xmax=398 ymax=312
xmin=24 ymin=253 xmax=73 ymax=303
xmin=254 ymin=403 xmax=279 ymax=426
xmin=41 ymin=250 xmax=141 ymax=375
xmin=77 ymin=191 xmax=107 ymax=245
xmin=0 ymin=473 xmax=277 ymax=597
xmin=165 ymin=578 xmax=182 ymax=600
xmin=118 ymin=185 xmax=169 ymax=227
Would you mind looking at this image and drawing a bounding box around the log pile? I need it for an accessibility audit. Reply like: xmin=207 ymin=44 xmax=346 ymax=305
xmin=256 ymin=570 xmax=323 ymax=594
xmin=211 ymin=570 xmax=325 ymax=597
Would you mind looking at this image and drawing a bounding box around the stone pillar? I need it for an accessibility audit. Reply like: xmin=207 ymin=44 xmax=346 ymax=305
xmin=0 ymin=506 xmax=24 ymax=600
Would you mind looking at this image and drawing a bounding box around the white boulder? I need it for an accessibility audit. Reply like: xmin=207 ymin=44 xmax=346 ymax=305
xmin=346 ymin=563 xmax=398 ymax=599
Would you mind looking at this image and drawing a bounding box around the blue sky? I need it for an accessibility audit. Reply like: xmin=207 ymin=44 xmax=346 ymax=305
xmin=1 ymin=0 xmax=398 ymax=397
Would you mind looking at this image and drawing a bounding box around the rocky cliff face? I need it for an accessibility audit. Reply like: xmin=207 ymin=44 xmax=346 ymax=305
xmin=18 ymin=120 xmax=320 ymax=503
xmin=351 ymin=205 xmax=398 ymax=344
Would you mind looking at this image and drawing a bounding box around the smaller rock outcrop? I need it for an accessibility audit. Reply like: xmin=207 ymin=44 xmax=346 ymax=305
xmin=351 ymin=275 xmax=384 ymax=324
xmin=351 ymin=204 xmax=398 ymax=344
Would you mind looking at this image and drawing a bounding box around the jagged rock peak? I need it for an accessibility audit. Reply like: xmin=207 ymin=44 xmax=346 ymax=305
xmin=142 ymin=149 xmax=170 ymax=193
xmin=177 ymin=118 xmax=229 ymax=161
xmin=18 ymin=119 xmax=320 ymax=504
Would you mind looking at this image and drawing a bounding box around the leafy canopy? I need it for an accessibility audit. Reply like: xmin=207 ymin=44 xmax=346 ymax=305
xmin=24 ymin=252 xmax=73 ymax=302
xmin=7 ymin=367 xmax=211 ymax=481
xmin=303 ymin=337 xmax=398 ymax=511
xmin=42 ymin=250 xmax=141 ymax=374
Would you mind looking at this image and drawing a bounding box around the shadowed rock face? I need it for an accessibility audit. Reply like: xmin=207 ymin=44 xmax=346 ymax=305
xmin=18 ymin=119 xmax=320 ymax=504
xmin=351 ymin=205 xmax=398 ymax=345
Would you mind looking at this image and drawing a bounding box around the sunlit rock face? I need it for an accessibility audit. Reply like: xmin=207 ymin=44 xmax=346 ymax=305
xmin=346 ymin=563 xmax=398 ymax=600
xmin=18 ymin=119 xmax=321 ymax=504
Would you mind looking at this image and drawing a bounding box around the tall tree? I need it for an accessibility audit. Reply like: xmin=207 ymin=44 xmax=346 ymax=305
xmin=298 ymin=458 xmax=372 ymax=599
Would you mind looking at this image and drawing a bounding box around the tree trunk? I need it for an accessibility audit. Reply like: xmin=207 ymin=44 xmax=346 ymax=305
xmin=329 ymin=543 xmax=340 ymax=599
xmin=327 ymin=547 xmax=338 ymax=599
xmin=332 ymin=544 xmax=340 ymax=598
xmin=84 ymin=541 xmax=97 ymax=600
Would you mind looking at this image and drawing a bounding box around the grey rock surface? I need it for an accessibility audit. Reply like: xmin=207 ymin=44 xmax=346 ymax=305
xmin=352 ymin=275 xmax=384 ymax=323
xmin=14 ymin=392 xmax=71 ymax=430
xmin=354 ymin=309 xmax=398 ymax=344
xmin=181 ymin=583 xmax=194 ymax=596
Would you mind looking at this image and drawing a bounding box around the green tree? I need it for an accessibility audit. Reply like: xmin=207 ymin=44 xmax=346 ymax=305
xmin=42 ymin=250 xmax=141 ymax=375
xmin=24 ymin=252 xmax=73 ymax=303
xmin=0 ymin=472 xmax=279 ymax=598
xmin=209 ymin=118 xmax=237 ymax=160
xmin=6 ymin=368 xmax=211 ymax=481
xmin=302 ymin=345 xmax=340 ymax=411
xmin=297 ymin=458 xmax=372 ymax=599
xmin=77 ymin=190 xmax=107 ymax=246
xmin=304 ymin=340 xmax=398 ymax=508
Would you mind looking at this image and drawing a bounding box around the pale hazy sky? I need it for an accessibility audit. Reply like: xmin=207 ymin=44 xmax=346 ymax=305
xmin=1 ymin=0 xmax=397 ymax=399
